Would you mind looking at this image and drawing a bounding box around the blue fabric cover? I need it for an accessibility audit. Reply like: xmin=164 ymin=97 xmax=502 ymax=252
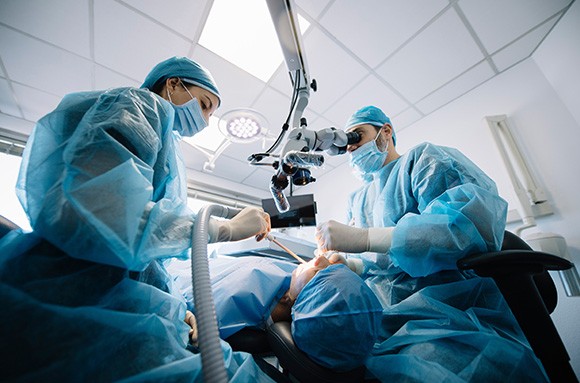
xmin=17 ymin=88 xmax=193 ymax=271
xmin=291 ymin=264 xmax=384 ymax=372
xmin=345 ymin=142 xmax=548 ymax=381
xmin=170 ymin=256 xmax=296 ymax=339
xmin=345 ymin=105 xmax=396 ymax=145
xmin=0 ymin=87 xmax=273 ymax=382
xmin=0 ymin=232 xmax=273 ymax=382
xmin=141 ymin=56 xmax=221 ymax=105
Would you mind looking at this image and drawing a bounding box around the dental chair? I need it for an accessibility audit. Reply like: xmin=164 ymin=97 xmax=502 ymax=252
xmin=457 ymin=230 xmax=578 ymax=383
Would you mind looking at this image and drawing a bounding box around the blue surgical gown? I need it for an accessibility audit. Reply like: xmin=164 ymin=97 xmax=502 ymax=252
xmin=169 ymin=256 xmax=295 ymax=339
xmin=347 ymin=143 xmax=548 ymax=381
xmin=0 ymin=88 xmax=274 ymax=382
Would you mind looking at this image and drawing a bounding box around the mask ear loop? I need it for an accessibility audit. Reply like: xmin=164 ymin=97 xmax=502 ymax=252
xmin=374 ymin=127 xmax=389 ymax=153
xmin=180 ymin=79 xmax=195 ymax=101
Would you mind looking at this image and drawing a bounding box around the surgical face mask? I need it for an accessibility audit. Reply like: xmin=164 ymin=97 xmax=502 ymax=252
xmin=167 ymin=82 xmax=208 ymax=137
xmin=348 ymin=129 xmax=388 ymax=174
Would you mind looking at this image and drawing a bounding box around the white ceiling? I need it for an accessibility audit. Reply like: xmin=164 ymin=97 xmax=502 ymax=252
xmin=0 ymin=0 xmax=574 ymax=193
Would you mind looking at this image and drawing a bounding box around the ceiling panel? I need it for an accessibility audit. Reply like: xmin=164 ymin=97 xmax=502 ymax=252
xmin=319 ymin=0 xmax=449 ymax=68
xmin=0 ymin=112 xmax=36 ymax=135
xmin=179 ymin=141 xmax=210 ymax=171
xmin=93 ymin=0 xmax=192 ymax=83
xmin=241 ymin=167 xmax=275 ymax=189
xmin=222 ymin=139 xmax=272 ymax=165
xmin=459 ymin=0 xmax=572 ymax=54
xmin=391 ymin=107 xmax=422 ymax=131
xmin=491 ymin=18 xmax=559 ymax=72
xmin=376 ymin=9 xmax=484 ymax=103
xmin=210 ymin=153 xmax=255 ymax=183
xmin=0 ymin=0 xmax=91 ymax=58
xmin=297 ymin=26 xmax=368 ymax=114
xmin=193 ymin=45 xmax=267 ymax=117
xmin=0 ymin=79 xmax=21 ymax=118
xmin=95 ymin=65 xmax=140 ymax=90
xmin=12 ymin=83 xmax=61 ymax=122
xmin=120 ymin=0 xmax=210 ymax=39
xmin=0 ymin=0 xmax=573 ymax=192
xmin=324 ymin=74 xmax=409 ymax=128
xmin=294 ymin=0 xmax=332 ymax=20
xmin=251 ymin=86 xmax=292 ymax=135
xmin=0 ymin=26 xmax=93 ymax=97
xmin=416 ymin=61 xmax=495 ymax=114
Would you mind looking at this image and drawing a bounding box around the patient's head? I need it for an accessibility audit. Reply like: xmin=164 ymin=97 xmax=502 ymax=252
xmin=274 ymin=260 xmax=384 ymax=372
xmin=270 ymin=256 xmax=331 ymax=322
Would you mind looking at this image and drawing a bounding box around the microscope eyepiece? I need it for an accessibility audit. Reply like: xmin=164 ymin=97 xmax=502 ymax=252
xmin=346 ymin=131 xmax=361 ymax=145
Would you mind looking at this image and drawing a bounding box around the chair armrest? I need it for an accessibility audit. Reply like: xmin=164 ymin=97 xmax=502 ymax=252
xmin=267 ymin=322 xmax=365 ymax=383
xmin=457 ymin=250 xmax=572 ymax=276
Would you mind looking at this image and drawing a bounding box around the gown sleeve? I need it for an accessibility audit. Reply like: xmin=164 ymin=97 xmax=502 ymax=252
xmin=389 ymin=144 xmax=508 ymax=277
xmin=18 ymin=88 xmax=196 ymax=270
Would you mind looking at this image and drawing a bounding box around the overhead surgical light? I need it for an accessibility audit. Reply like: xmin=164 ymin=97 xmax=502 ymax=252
xmin=219 ymin=108 xmax=268 ymax=143
xmin=184 ymin=108 xmax=271 ymax=173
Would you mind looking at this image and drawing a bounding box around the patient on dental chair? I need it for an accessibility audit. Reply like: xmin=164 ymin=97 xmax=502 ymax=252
xmin=169 ymin=255 xmax=383 ymax=371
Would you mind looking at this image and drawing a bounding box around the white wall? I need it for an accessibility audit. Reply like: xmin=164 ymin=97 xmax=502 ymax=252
xmin=308 ymin=2 xmax=580 ymax=376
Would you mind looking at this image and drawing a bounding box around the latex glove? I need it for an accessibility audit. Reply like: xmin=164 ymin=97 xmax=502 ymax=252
xmin=316 ymin=220 xmax=369 ymax=253
xmin=209 ymin=206 xmax=270 ymax=243
xmin=318 ymin=251 xmax=363 ymax=275
xmin=322 ymin=251 xmax=348 ymax=266
xmin=185 ymin=310 xmax=198 ymax=347
xmin=316 ymin=220 xmax=394 ymax=254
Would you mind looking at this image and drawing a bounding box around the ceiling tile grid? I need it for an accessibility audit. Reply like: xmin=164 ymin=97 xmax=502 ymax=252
xmin=11 ymin=83 xmax=62 ymax=122
xmin=0 ymin=0 xmax=91 ymax=58
xmin=93 ymin=0 xmax=193 ymax=83
xmin=192 ymin=45 xmax=268 ymax=117
xmin=0 ymin=78 xmax=21 ymax=118
xmin=291 ymin=26 xmax=368 ymax=113
xmin=0 ymin=26 xmax=93 ymax=98
xmin=318 ymin=0 xmax=449 ymax=68
xmin=375 ymin=8 xmax=485 ymax=103
xmin=0 ymin=0 xmax=575 ymax=189
xmin=119 ymin=0 xmax=210 ymax=39
xmin=491 ymin=17 xmax=560 ymax=72
xmin=458 ymin=0 xmax=572 ymax=54
xmin=323 ymin=74 xmax=410 ymax=128
xmin=415 ymin=60 xmax=495 ymax=115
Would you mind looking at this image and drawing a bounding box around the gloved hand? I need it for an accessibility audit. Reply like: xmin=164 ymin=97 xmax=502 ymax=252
xmin=320 ymin=251 xmax=348 ymax=266
xmin=316 ymin=220 xmax=394 ymax=254
xmin=316 ymin=251 xmax=364 ymax=275
xmin=209 ymin=206 xmax=271 ymax=243
xmin=316 ymin=220 xmax=369 ymax=253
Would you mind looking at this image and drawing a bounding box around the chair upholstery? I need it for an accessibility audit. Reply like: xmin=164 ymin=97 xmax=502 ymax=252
xmin=457 ymin=231 xmax=577 ymax=383
xmin=225 ymin=328 xmax=272 ymax=355
xmin=267 ymin=321 xmax=366 ymax=383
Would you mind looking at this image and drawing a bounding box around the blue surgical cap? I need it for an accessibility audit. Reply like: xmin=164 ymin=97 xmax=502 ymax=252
xmin=141 ymin=56 xmax=221 ymax=105
xmin=345 ymin=105 xmax=396 ymax=146
xmin=291 ymin=264 xmax=383 ymax=372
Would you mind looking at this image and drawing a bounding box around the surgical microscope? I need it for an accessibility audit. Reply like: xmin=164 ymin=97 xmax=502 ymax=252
xmin=249 ymin=0 xmax=361 ymax=213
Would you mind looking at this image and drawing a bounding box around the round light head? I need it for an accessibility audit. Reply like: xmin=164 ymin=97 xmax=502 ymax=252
xmin=219 ymin=108 xmax=268 ymax=143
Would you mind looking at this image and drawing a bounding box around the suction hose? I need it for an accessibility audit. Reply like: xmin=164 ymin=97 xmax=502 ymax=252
xmin=191 ymin=205 xmax=241 ymax=383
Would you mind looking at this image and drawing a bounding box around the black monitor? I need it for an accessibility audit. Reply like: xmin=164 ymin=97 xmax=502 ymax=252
xmin=261 ymin=194 xmax=317 ymax=228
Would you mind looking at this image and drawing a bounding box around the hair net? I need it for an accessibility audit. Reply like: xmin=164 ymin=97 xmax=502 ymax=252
xmin=291 ymin=264 xmax=383 ymax=372
xmin=141 ymin=56 xmax=221 ymax=105
xmin=345 ymin=105 xmax=396 ymax=146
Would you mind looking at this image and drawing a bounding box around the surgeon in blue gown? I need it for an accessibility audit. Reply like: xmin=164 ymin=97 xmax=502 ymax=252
xmin=0 ymin=57 xmax=275 ymax=382
xmin=315 ymin=106 xmax=549 ymax=382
